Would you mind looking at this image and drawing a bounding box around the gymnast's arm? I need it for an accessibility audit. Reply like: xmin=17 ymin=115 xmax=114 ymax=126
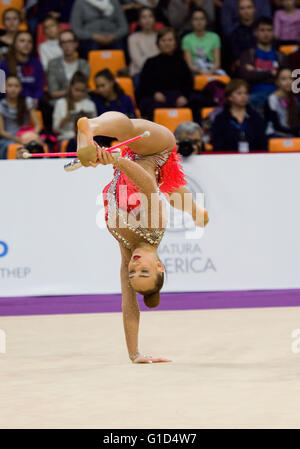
xmin=90 ymin=147 xmax=158 ymax=200
xmin=119 ymin=244 xmax=141 ymax=362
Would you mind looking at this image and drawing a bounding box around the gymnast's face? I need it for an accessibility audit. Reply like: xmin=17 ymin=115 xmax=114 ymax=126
xmin=128 ymin=249 xmax=164 ymax=292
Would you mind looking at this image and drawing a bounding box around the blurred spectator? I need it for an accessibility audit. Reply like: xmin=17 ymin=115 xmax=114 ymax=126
xmin=289 ymin=47 xmax=300 ymax=71
xmin=174 ymin=121 xmax=204 ymax=156
xmin=90 ymin=69 xmax=136 ymax=117
xmin=229 ymin=0 xmax=257 ymax=64
xmin=182 ymin=8 xmax=224 ymax=75
xmin=237 ymin=17 xmax=289 ymax=116
xmin=70 ymin=0 xmax=129 ymax=58
xmin=221 ymin=0 xmax=271 ymax=36
xmin=274 ymin=0 xmax=300 ymax=44
xmin=38 ymin=17 xmax=63 ymax=72
xmin=211 ymin=79 xmax=266 ymax=152
xmin=47 ymin=30 xmax=90 ymax=101
xmin=53 ymin=72 xmax=97 ymax=141
xmin=137 ymin=27 xmax=193 ymax=120
xmin=121 ymin=0 xmax=159 ymax=24
xmin=0 ymin=31 xmax=44 ymax=103
xmin=128 ymin=7 xmax=159 ymax=87
xmin=163 ymin=0 xmax=216 ymax=33
xmin=265 ymin=67 xmax=300 ymax=137
xmin=0 ymin=75 xmax=42 ymax=159
xmin=0 ymin=8 xmax=22 ymax=63
xmin=26 ymin=0 xmax=75 ymax=37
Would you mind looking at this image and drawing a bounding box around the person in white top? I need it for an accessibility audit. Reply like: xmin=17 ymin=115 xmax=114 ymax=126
xmin=53 ymin=72 xmax=97 ymax=141
xmin=128 ymin=7 xmax=160 ymax=86
xmin=38 ymin=17 xmax=63 ymax=72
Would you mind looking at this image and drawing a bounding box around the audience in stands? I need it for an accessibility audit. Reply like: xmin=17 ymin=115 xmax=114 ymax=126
xmin=128 ymin=7 xmax=160 ymax=87
xmin=211 ymin=79 xmax=267 ymax=152
xmin=265 ymin=67 xmax=300 ymax=138
xmin=229 ymin=0 xmax=257 ymax=64
xmin=53 ymin=72 xmax=96 ymax=141
xmin=47 ymin=30 xmax=90 ymax=102
xmin=237 ymin=17 xmax=289 ymax=116
xmin=221 ymin=0 xmax=271 ymax=36
xmin=0 ymin=75 xmax=42 ymax=159
xmin=274 ymin=0 xmax=300 ymax=44
xmin=174 ymin=121 xmax=204 ymax=156
xmin=0 ymin=31 xmax=44 ymax=104
xmin=90 ymin=69 xmax=136 ymax=117
xmin=38 ymin=17 xmax=63 ymax=71
xmin=70 ymin=0 xmax=129 ymax=58
xmin=0 ymin=8 xmax=22 ymax=62
xmin=182 ymin=8 xmax=223 ymax=75
xmin=121 ymin=0 xmax=160 ymax=24
xmin=164 ymin=0 xmax=216 ymax=33
xmin=137 ymin=27 xmax=193 ymax=120
xmin=1 ymin=0 xmax=300 ymax=160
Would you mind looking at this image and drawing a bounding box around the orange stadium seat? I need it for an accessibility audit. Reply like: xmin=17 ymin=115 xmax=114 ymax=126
xmin=194 ymin=74 xmax=231 ymax=90
xmin=116 ymin=77 xmax=136 ymax=105
xmin=269 ymin=138 xmax=300 ymax=152
xmin=31 ymin=110 xmax=44 ymax=129
xmin=279 ymin=45 xmax=299 ymax=55
xmin=0 ymin=0 xmax=23 ymax=27
xmin=88 ymin=50 xmax=126 ymax=89
xmin=154 ymin=108 xmax=193 ymax=132
xmin=7 ymin=142 xmax=48 ymax=159
xmin=201 ymin=107 xmax=215 ymax=120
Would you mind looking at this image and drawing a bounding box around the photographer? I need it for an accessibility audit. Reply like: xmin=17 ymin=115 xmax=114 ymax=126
xmin=174 ymin=121 xmax=204 ymax=157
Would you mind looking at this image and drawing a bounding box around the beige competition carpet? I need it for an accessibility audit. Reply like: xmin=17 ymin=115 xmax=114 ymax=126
xmin=1 ymin=307 xmax=300 ymax=429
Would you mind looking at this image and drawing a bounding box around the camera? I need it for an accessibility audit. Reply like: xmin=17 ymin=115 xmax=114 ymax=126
xmin=24 ymin=140 xmax=44 ymax=154
xmin=177 ymin=138 xmax=196 ymax=157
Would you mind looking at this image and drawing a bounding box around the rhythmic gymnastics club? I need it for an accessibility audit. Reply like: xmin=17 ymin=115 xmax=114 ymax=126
xmin=22 ymin=131 xmax=151 ymax=159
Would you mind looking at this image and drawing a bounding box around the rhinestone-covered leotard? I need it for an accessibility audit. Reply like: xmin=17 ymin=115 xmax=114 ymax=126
xmin=103 ymin=146 xmax=186 ymax=250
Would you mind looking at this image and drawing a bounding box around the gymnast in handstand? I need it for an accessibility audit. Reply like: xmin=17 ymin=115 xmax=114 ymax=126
xmin=76 ymin=112 xmax=209 ymax=364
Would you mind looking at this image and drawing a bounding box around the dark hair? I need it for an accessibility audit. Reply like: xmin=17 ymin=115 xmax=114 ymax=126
xmin=7 ymin=31 xmax=33 ymax=76
xmin=94 ymin=68 xmax=124 ymax=102
xmin=2 ymin=7 xmax=21 ymax=23
xmin=6 ymin=75 xmax=27 ymax=126
xmin=238 ymin=0 xmax=255 ymax=6
xmin=156 ymin=27 xmax=177 ymax=47
xmin=191 ymin=7 xmax=209 ymax=22
xmin=224 ymin=78 xmax=249 ymax=105
xmin=134 ymin=7 xmax=156 ymax=32
xmin=254 ymin=16 xmax=273 ymax=30
xmin=67 ymin=71 xmax=88 ymax=112
xmin=59 ymin=29 xmax=77 ymax=43
xmin=275 ymin=67 xmax=300 ymax=129
xmin=140 ymin=271 xmax=164 ymax=309
xmin=43 ymin=16 xmax=59 ymax=26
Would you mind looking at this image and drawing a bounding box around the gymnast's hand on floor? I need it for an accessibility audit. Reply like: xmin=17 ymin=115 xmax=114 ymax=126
xmin=89 ymin=147 xmax=115 ymax=167
xmin=131 ymin=353 xmax=172 ymax=364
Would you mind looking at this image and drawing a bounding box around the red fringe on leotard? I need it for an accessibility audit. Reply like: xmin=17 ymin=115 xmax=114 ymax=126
xmin=103 ymin=146 xmax=187 ymax=221
xmin=158 ymin=146 xmax=187 ymax=194
xmin=121 ymin=146 xmax=187 ymax=194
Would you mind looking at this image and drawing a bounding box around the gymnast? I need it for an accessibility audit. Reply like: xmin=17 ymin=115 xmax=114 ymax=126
xmin=76 ymin=112 xmax=209 ymax=364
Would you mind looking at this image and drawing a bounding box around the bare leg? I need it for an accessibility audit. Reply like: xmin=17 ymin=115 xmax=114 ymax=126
xmin=76 ymin=112 xmax=176 ymax=156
